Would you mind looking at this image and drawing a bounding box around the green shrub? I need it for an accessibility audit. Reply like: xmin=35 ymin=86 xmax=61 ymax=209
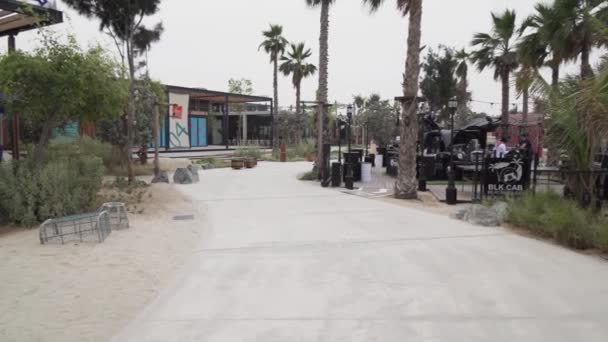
xmin=234 ymin=146 xmax=263 ymax=159
xmin=46 ymin=136 xmax=123 ymax=171
xmin=507 ymin=191 xmax=606 ymax=250
xmin=289 ymin=142 xmax=315 ymax=159
xmin=299 ymin=170 xmax=318 ymax=181
xmin=0 ymin=155 xmax=104 ymax=227
xmin=195 ymin=157 xmax=228 ymax=168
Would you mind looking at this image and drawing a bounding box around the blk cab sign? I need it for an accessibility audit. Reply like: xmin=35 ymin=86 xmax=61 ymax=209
xmin=484 ymin=157 xmax=529 ymax=196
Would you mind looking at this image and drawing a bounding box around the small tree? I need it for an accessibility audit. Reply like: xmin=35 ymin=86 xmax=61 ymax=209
xmin=420 ymin=46 xmax=458 ymax=124
xmin=228 ymin=78 xmax=253 ymax=145
xmin=63 ymin=0 xmax=164 ymax=182
xmin=0 ymin=34 xmax=127 ymax=167
xmin=279 ymin=42 xmax=317 ymax=142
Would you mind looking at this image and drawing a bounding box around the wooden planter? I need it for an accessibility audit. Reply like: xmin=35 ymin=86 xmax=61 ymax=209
xmin=231 ymin=158 xmax=244 ymax=170
xmin=245 ymin=158 xmax=257 ymax=169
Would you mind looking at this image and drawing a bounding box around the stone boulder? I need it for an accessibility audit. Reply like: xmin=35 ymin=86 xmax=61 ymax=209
xmin=452 ymin=202 xmax=509 ymax=227
xmin=188 ymin=164 xmax=202 ymax=173
xmin=151 ymin=171 xmax=169 ymax=184
xmin=187 ymin=164 xmax=201 ymax=182
xmin=173 ymin=168 xmax=198 ymax=184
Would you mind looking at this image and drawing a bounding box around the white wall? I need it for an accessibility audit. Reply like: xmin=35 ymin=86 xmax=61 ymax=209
xmin=168 ymin=92 xmax=190 ymax=148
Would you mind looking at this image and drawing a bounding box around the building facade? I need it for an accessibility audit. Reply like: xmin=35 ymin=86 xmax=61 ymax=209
xmin=162 ymin=85 xmax=273 ymax=150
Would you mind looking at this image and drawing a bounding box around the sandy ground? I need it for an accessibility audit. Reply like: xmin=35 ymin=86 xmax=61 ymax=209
xmin=0 ymin=183 xmax=204 ymax=342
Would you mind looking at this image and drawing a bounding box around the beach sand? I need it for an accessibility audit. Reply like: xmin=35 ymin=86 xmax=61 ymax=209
xmin=0 ymin=183 xmax=204 ymax=342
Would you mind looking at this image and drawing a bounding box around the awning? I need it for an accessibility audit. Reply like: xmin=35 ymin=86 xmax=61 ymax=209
xmin=165 ymin=85 xmax=272 ymax=104
xmin=0 ymin=0 xmax=63 ymax=37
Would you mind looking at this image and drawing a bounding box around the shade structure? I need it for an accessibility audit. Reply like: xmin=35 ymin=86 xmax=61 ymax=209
xmin=0 ymin=0 xmax=62 ymax=37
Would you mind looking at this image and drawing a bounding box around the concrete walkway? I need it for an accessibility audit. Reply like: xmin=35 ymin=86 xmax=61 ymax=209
xmin=114 ymin=162 xmax=608 ymax=342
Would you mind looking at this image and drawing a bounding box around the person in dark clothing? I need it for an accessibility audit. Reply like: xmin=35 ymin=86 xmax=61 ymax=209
xmin=519 ymin=134 xmax=533 ymax=159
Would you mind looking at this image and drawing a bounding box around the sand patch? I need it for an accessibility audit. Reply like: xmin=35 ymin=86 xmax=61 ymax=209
xmin=0 ymin=184 xmax=204 ymax=342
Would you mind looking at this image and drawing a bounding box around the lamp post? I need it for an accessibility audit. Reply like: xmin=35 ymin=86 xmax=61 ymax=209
xmin=345 ymin=104 xmax=354 ymax=190
xmin=446 ymin=97 xmax=458 ymax=205
xmin=337 ymin=117 xmax=345 ymax=164
xmin=418 ymin=102 xmax=429 ymax=192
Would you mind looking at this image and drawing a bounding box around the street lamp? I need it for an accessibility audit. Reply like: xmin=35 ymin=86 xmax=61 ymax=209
xmin=418 ymin=102 xmax=429 ymax=192
xmin=345 ymin=104 xmax=354 ymax=190
xmin=336 ymin=117 xmax=346 ymax=164
xmin=446 ymin=97 xmax=458 ymax=205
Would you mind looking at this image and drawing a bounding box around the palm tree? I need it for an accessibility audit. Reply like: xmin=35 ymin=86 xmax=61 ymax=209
xmin=364 ymin=0 xmax=423 ymax=199
xmin=259 ymin=24 xmax=288 ymax=153
xmin=471 ymin=9 xmax=520 ymax=139
xmin=552 ymin=0 xmax=608 ymax=79
xmin=280 ymin=42 xmax=317 ymax=142
xmin=454 ymin=48 xmax=471 ymax=117
xmin=518 ymin=3 xmax=568 ymax=88
xmin=306 ymin=0 xmax=334 ymax=177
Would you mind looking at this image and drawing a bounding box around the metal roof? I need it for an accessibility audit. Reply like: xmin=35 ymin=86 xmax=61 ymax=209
xmin=0 ymin=0 xmax=63 ymax=37
xmin=165 ymin=85 xmax=272 ymax=104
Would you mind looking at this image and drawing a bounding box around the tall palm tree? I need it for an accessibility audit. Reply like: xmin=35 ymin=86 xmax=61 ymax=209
xmin=471 ymin=9 xmax=520 ymax=139
xmin=518 ymin=3 xmax=569 ymax=88
xmin=306 ymin=0 xmax=334 ymax=177
xmin=454 ymin=48 xmax=471 ymax=116
xmin=552 ymin=0 xmax=608 ymax=79
xmin=280 ymin=42 xmax=317 ymax=142
xmin=364 ymin=0 xmax=423 ymax=199
xmin=259 ymin=24 xmax=288 ymax=153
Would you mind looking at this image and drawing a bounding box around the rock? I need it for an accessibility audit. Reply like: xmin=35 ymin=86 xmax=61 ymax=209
xmin=467 ymin=204 xmax=501 ymax=227
xmin=151 ymin=171 xmax=169 ymax=184
xmin=206 ymin=164 xmax=216 ymax=170
xmin=173 ymin=168 xmax=196 ymax=184
xmin=452 ymin=203 xmax=510 ymax=227
xmin=187 ymin=164 xmax=201 ymax=182
xmin=451 ymin=208 xmax=468 ymax=220
xmin=490 ymin=201 xmax=509 ymax=222
xmin=188 ymin=164 xmax=202 ymax=173
xmin=190 ymin=169 xmax=200 ymax=182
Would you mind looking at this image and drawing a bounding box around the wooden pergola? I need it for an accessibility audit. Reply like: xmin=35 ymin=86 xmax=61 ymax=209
xmin=0 ymin=0 xmax=63 ymax=160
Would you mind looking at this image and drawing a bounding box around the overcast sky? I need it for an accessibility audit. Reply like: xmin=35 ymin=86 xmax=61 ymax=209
xmin=2 ymin=0 xmax=603 ymax=114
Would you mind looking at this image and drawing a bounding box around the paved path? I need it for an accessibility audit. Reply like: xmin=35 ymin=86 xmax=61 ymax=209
xmin=114 ymin=162 xmax=608 ymax=342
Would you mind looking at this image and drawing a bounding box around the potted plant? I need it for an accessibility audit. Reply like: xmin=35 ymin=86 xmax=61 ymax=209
xmin=231 ymin=158 xmax=244 ymax=170
xmin=245 ymin=158 xmax=256 ymax=168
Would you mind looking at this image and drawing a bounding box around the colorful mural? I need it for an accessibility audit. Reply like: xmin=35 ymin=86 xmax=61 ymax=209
xmin=168 ymin=93 xmax=190 ymax=148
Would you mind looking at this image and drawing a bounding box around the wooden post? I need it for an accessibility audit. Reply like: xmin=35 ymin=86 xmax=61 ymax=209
xmin=153 ymin=101 xmax=161 ymax=176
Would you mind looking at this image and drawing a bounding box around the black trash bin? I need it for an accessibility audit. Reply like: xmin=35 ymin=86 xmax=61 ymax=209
xmin=331 ymin=162 xmax=342 ymax=187
xmin=343 ymin=152 xmax=362 ymax=182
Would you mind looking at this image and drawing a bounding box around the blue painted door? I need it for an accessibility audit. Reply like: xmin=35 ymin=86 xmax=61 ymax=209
xmin=189 ymin=117 xmax=207 ymax=147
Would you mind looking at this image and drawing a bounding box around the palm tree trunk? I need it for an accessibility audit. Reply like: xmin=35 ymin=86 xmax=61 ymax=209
xmin=315 ymin=0 xmax=329 ymax=178
xmin=272 ymin=55 xmax=279 ymax=155
xmin=522 ymin=85 xmax=529 ymax=134
xmin=580 ymin=44 xmax=593 ymax=80
xmin=501 ymin=70 xmax=510 ymax=140
xmin=456 ymin=77 xmax=468 ymax=123
xmin=296 ymin=81 xmax=302 ymax=143
xmin=395 ymin=0 xmax=423 ymax=200
xmin=551 ymin=64 xmax=560 ymax=89
xmin=126 ymin=37 xmax=136 ymax=183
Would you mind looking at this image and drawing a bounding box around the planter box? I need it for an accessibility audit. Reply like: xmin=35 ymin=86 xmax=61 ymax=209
xmin=245 ymin=158 xmax=257 ymax=169
xmin=231 ymin=158 xmax=244 ymax=170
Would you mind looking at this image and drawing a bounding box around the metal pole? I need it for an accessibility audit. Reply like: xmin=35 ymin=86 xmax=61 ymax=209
xmin=418 ymin=111 xmax=427 ymax=192
xmin=345 ymin=108 xmax=354 ymax=190
xmin=8 ymin=35 xmax=19 ymax=161
xmin=270 ymin=99 xmax=274 ymax=149
xmin=446 ymin=106 xmax=457 ymax=204
xmin=153 ymin=102 xmax=161 ymax=176
xmin=338 ymin=119 xmax=342 ymax=164
xmin=224 ymin=96 xmax=229 ymax=150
